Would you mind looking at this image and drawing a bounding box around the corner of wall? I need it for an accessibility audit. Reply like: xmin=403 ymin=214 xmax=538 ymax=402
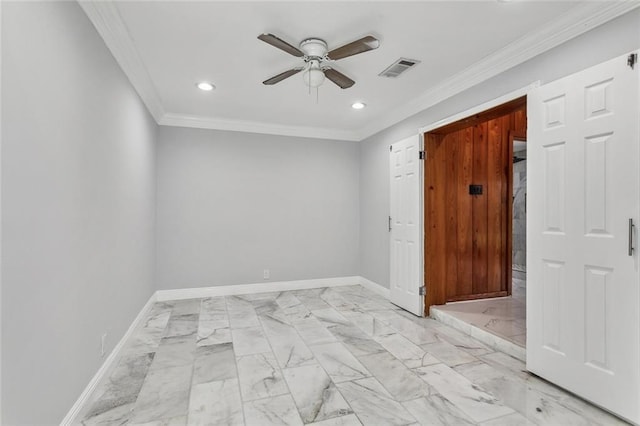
xmin=152 ymin=122 xmax=160 ymax=295
xmin=60 ymin=291 xmax=158 ymax=425
xmin=356 ymin=141 xmax=363 ymax=282
xmin=359 ymin=276 xmax=390 ymax=299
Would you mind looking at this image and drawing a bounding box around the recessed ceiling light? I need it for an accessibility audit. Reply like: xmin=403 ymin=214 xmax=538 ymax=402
xmin=196 ymin=82 xmax=215 ymax=91
xmin=352 ymin=102 xmax=366 ymax=110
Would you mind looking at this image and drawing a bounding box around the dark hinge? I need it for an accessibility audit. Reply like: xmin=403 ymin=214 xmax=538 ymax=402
xmin=389 ymin=145 xmax=393 ymax=152
xmin=628 ymin=53 xmax=637 ymax=69
xmin=419 ymin=286 xmax=425 ymax=296
xmin=419 ymin=150 xmax=426 ymax=160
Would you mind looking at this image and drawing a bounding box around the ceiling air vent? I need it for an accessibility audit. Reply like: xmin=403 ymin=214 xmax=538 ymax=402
xmin=379 ymin=58 xmax=420 ymax=78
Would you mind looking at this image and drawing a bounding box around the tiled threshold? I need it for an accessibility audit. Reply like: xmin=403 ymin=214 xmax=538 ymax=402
xmin=430 ymin=301 xmax=526 ymax=362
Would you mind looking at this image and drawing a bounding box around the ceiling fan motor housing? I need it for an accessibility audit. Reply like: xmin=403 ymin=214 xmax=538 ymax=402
xmin=299 ymin=38 xmax=328 ymax=59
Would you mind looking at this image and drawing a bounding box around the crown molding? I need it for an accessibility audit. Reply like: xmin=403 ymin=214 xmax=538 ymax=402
xmin=79 ymin=0 xmax=165 ymax=122
xmin=160 ymin=113 xmax=360 ymax=141
xmin=79 ymin=0 xmax=357 ymax=141
xmin=356 ymin=1 xmax=640 ymax=141
xmin=81 ymin=1 xmax=639 ymax=142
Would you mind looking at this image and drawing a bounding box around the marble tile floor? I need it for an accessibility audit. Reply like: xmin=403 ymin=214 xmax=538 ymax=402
xmin=431 ymin=277 xmax=527 ymax=348
xmin=77 ymin=284 xmax=625 ymax=426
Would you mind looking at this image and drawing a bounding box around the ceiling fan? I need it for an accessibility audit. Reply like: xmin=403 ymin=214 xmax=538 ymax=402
xmin=258 ymin=33 xmax=380 ymax=90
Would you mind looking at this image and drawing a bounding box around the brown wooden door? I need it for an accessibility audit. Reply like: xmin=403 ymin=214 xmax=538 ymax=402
xmin=425 ymin=98 xmax=526 ymax=312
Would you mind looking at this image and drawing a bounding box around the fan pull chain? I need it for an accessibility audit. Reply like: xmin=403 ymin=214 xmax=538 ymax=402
xmin=316 ymin=87 xmax=319 ymax=104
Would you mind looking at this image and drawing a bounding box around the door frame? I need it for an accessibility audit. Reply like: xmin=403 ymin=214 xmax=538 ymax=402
xmin=419 ymin=83 xmax=539 ymax=315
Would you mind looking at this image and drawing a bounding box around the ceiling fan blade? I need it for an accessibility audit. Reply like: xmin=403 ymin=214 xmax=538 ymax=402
xmin=323 ymin=68 xmax=355 ymax=89
xmin=327 ymin=35 xmax=380 ymax=60
xmin=258 ymin=33 xmax=304 ymax=57
xmin=262 ymin=68 xmax=303 ymax=85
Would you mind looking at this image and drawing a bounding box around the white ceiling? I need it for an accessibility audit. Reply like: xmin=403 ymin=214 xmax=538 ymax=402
xmin=80 ymin=1 xmax=639 ymax=141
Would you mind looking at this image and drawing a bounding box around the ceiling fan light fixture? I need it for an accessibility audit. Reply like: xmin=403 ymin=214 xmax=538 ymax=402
xmin=196 ymin=81 xmax=215 ymax=91
xmin=351 ymin=101 xmax=366 ymax=110
xmin=302 ymin=61 xmax=325 ymax=88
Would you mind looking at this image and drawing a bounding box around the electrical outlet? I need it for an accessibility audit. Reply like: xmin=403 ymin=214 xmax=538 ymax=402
xmin=263 ymin=269 xmax=270 ymax=280
xmin=101 ymin=333 xmax=107 ymax=357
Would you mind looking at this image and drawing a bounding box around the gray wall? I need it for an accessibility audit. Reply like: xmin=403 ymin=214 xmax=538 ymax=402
xmin=1 ymin=2 xmax=157 ymax=424
xmin=156 ymin=126 xmax=359 ymax=290
xmin=359 ymin=8 xmax=640 ymax=288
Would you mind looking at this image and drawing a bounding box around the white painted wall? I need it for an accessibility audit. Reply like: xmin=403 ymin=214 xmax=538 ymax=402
xmin=359 ymin=8 xmax=640 ymax=289
xmin=1 ymin=2 xmax=157 ymax=424
xmin=156 ymin=126 xmax=360 ymax=290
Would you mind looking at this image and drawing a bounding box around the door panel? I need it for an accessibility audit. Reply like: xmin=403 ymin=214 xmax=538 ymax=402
xmin=472 ymin=122 xmax=489 ymax=295
xmin=527 ymin=52 xmax=639 ymax=423
xmin=389 ymin=135 xmax=423 ymax=316
xmin=487 ymin=118 xmax=505 ymax=294
xmin=425 ymin=133 xmax=447 ymax=309
xmin=445 ymin=131 xmax=458 ymax=293
xmin=457 ymin=128 xmax=475 ymax=296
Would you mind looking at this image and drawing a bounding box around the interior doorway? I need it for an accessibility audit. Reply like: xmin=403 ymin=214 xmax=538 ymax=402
xmin=430 ymin=134 xmax=528 ymax=353
xmin=512 ymin=138 xmax=527 ymax=302
xmin=424 ymin=96 xmax=527 ymax=315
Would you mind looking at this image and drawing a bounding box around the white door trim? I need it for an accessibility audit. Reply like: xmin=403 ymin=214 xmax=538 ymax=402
xmin=419 ymin=82 xmax=540 ymax=134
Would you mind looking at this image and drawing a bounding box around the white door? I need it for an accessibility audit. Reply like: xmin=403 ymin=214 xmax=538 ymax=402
xmin=390 ymin=135 xmax=424 ymax=316
xmin=528 ymin=52 xmax=640 ymax=423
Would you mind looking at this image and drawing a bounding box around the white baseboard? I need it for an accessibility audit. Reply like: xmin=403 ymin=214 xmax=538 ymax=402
xmin=61 ymin=292 xmax=158 ymax=426
xmin=156 ymin=276 xmax=362 ymax=302
xmin=359 ymin=277 xmax=390 ymax=299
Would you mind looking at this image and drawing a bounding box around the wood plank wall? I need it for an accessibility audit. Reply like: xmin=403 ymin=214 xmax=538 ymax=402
xmin=425 ymin=98 xmax=526 ymax=312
